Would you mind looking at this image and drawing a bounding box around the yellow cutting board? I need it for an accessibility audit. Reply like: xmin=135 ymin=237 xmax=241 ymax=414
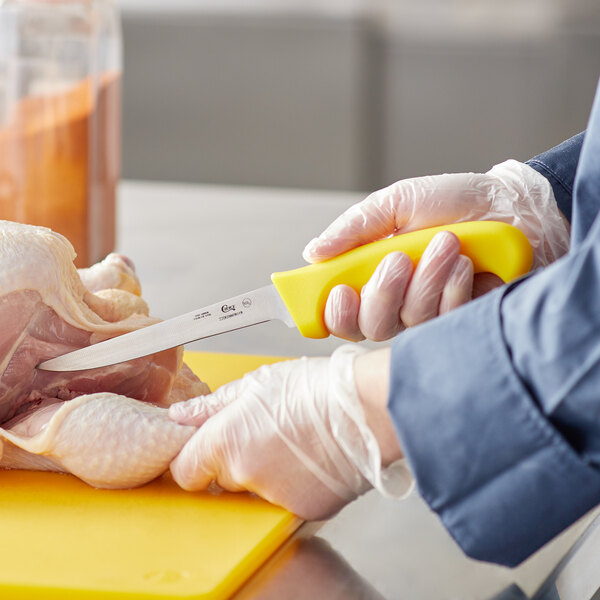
xmin=0 ymin=351 xmax=302 ymax=600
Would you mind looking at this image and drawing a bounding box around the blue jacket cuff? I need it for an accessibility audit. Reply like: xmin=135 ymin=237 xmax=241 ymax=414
xmin=388 ymin=287 xmax=600 ymax=567
xmin=526 ymin=132 xmax=584 ymax=223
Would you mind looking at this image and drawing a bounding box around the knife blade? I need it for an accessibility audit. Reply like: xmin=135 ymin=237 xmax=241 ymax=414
xmin=37 ymin=220 xmax=533 ymax=372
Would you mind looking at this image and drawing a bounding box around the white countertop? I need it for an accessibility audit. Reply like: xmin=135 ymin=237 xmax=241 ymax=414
xmin=116 ymin=180 xmax=369 ymax=358
xmin=116 ymin=179 xmax=593 ymax=600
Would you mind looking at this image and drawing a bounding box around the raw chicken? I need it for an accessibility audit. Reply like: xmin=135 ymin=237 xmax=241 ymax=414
xmin=0 ymin=221 xmax=209 ymax=488
xmin=78 ymin=253 xmax=142 ymax=296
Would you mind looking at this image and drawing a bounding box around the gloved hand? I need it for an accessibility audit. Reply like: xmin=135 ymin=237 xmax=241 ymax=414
xmin=169 ymin=345 xmax=413 ymax=520
xmin=303 ymin=160 xmax=570 ymax=341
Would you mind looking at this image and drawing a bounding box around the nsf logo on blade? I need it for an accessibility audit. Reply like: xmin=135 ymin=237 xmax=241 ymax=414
xmin=221 ymin=304 xmax=235 ymax=313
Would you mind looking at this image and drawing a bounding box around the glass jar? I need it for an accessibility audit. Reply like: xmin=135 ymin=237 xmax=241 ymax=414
xmin=0 ymin=0 xmax=121 ymax=267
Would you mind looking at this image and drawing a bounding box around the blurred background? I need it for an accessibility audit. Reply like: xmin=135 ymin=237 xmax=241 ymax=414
xmin=1 ymin=5 xmax=599 ymax=597
xmin=117 ymin=0 xmax=600 ymax=194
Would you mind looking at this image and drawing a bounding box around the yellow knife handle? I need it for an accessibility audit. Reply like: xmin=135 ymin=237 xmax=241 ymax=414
xmin=271 ymin=221 xmax=533 ymax=339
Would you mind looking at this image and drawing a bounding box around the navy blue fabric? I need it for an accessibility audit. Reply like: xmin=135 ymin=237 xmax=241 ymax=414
xmin=388 ymin=80 xmax=600 ymax=567
xmin=503 ymin=219 xmax=600 ymax=466
xmin=573 ymin=90 xmax=600 ymax=245
xmin=526 ymin=132 xmax=584 ymax=224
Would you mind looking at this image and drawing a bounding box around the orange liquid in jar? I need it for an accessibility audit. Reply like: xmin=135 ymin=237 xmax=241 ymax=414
xmin=0 ymin=72 xmax=121 ymax=268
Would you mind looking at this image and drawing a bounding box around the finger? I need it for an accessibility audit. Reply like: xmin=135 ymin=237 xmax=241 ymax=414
xmin=324 ymin=285 xmax=365 ymax=341
xmin=472 ymin=272 xmax=504 ymax=298
xmin=302 ymin=189 xmax=401 ymax=263
xmin=302 ymin=172 xmax=493 ymax=263
xmin=168 ymin=377 xmax=248 ymax=426
xmin=439 ymin=255 xmax=474 ymax=314
xmin=170 ymin=429 xmax=214 ymax=491
xmin=358 ymin=252 xmax=413 ymax=341
xmin=170 ymin=422 xmax=245 ymax=493
xmin=400 ymin=231 xmax=461 ymax=327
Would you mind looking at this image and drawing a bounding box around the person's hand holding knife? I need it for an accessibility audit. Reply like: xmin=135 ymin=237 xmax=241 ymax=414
xmin=303 ymin=159 xmax=569 ymax=341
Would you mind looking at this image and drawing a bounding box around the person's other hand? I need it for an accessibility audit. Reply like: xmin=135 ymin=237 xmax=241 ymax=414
xmin=303 ymin=160 xmax=570 ymax=341
xmin=169 ymin=346 xmax=412 ymax=520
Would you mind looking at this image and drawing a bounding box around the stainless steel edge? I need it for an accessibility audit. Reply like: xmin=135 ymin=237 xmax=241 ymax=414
xmin=37 ymin=284 xmax=295 ymax=371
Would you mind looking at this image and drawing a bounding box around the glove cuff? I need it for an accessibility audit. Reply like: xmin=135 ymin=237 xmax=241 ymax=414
xmin=328 ymin=344 xmax=414 ymax=499
xmin=487 ymin=159 xmax=570 ymax=267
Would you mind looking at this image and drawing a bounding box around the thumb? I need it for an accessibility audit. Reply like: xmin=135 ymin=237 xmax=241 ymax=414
xmin=170 ymin=411 xmax=245 ymax=493
xmin=303 ymin=189 xmax=399 ymax=263
xmin=303 ymin=172 xmax=493 ymax=263
xmin=168 ymin=376 xmax=248 ymax=426
xmin=170 ymin=429 xmax=215 ymax=491
xmin=302 ymin=176 xmax=440 ymax=262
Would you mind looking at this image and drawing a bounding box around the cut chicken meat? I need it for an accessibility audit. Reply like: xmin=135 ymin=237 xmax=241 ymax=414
xmin=0 ymin=221 xmax=209 ymax=488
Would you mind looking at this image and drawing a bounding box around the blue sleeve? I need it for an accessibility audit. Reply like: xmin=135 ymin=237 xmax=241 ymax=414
xmin=526 ymin=132 xmax=584 ymax=224
xmin=389 ymin=235 xmax=600 ymax=567
xmin=388 ymin=82 xmax=600 ymax=567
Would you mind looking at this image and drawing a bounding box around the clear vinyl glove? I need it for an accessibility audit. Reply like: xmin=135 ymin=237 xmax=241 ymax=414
xmin=169 ymin=345 xmax=413 ymax=520
xmin=303 ymin=160 xmax=571 ymax=341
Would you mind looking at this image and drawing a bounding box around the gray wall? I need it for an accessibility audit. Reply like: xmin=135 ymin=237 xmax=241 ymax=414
xmin=120 ymin=3 xmax=600 ymax=192
xmin=379 ymin=33 xmax=600 ymax=186
xmin=121 ymin=11 xmax=377 ymax=190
